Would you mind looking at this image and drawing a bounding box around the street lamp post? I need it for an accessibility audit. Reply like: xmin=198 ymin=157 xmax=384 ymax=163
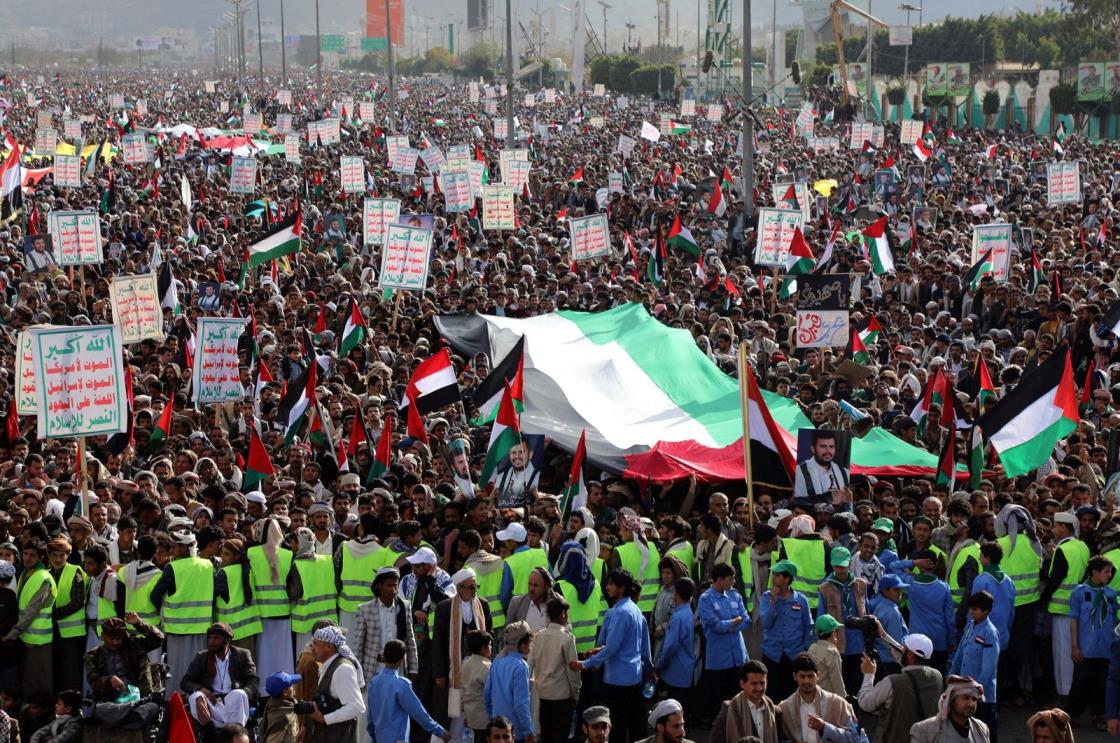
xmin=506 ymin=0 xmax=515 ymax=148
xmin=387 ymin=0 xmax=397 ymax=131
xmin=899 ymin=3 xmax=921 ymax=82
xmin=255 ymin=0 xmax=264 ymax=80
xmin=314 ymin=0 xmax=323 ymax=101
xmin=741 ymin=0 xmax=753 ymax=236
xmin=280 ymin=0 xmax=287 ymax=82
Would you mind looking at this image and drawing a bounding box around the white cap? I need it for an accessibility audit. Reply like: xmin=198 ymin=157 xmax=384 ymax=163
xmin=452 ymin=567 xmax=477 ymax=586
xmin=245 ymin=491 xmax=267 ymax=505
xmin=903 ymin=633 xmax=934 ymax=660
xmin=495 ymin=522 xmax=527 ymax=542
xmin=405 ymin=546 xmax=438 ymax=565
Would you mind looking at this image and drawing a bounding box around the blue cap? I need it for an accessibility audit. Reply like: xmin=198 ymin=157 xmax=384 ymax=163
xmin=878 ymin=574 xmax=905 ymax=593
xmin=265 ymin=671 xmax=304 ymax=697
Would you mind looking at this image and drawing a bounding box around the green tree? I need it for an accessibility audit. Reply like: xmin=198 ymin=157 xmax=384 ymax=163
xmin=460 ymin=42 xmax=498 ymax=80
xmin=804 ymin=62 xmax=832 ymax=88
xmin=609 ymin=56 xmax=642 ymax=92
xmin=1064 ymin=0 xmax=1120 ymax=57
xmin=1050 ymin=82 xmax=1084 ymax=132
xmin=629 ymin=64 xmax=676 ymax=95
xmin=982 ymin=89 xmax=1001 ymax=128
xmin=590 ymin=55 xmax=621 ymax=87
xmin=424 ymin=47 xmax=454 ymax=72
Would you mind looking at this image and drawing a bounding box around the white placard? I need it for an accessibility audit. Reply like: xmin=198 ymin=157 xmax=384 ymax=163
xmin=387 ymin=135 xmax=409 ymax=163
xmin=277 ymin=89 xmax=292 ymax=106
xmin=34 ymin=127 xmax=57 ymax=154
xmin=379 ymin=224 xmax=433 ymax=291
xmin=49 ymin=210 xmax=103 ymax=266
xmin=276 ymin=113 xmax=293 ymax=134
xmin=482 ymin=185 xmax=516 ymax=230
xmin=243 ymin=112 xmax=263 ymax=133
xmin=681 ymin=99 xmax=696 ymax=117
xmin=971 ymin=223 xmax=1013 ymax=283
xmin=442 ymin=171 xmax=474 ymax=212
xmin=122 ymin=133 xmax=147 ymax=164
xmin=392 ymin=147 xmax=419 ymax=175
xmin=1047 ymin=161 xmax=1081 ymax=205
xmin=593 ymin=83 xmax=606 ymax=96
xmin=617 ymin=134 xmax=636 ymax=157
xmin=707 ymin=104 xmax=724 ymax=122
xmin=608 ymin=172 xmax=623 ymax=193
xmin=109 ymin=274 xmax=164 ymax=344
xmin=340 ymin=155 xmax=366 ymax=194
xmin=193 ymin=317 xmax=250 ymax=404
xmin=588 ymin=116 xmax=604 ymax=128
xmin=53 ymin=155 xmax=82 ymax=188
xmin=849 ymin=122 xmax=874 ymax=149
xmin=900 ymin=119 xmax=923 ymax=145
xmin=772 ymin=182 xmax=813 ymax=224
xmin=754 ymin=208 xmax=804 ymax=266
xmin=63 ymin=118 xmax=82 ymax=140
xmin=284 ymin=133 xmax=301 ymax=162
xmin=569 ymin=213 xmax=612 ymax=261
xmin=359 ymin=101 xmax=375 ymax=121
xmin=135 ymin=99 xmax=148 ymax=116
xmin=420 ymin=145 xmax=446 ymax=172
xmin=229 ymin=156 xmax=258 ymax=194
xmin=796 ymin=310 xmax=850 ymax=348
xmin=30 ymin=325 xmax=128 ymax=438
xmin=363 ymin=198 xmax=402 ymax=245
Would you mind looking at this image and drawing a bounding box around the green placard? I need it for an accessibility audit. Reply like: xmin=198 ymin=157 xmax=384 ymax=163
xmin=320 ymin=34 xmax=345 ymax=52
xmin=362 ymin=37 xmax=388 ymax=52
xmin=1079 ymin=62 xmax=1106 ymax=102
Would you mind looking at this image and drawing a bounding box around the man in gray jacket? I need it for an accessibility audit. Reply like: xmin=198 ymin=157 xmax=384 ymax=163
xmin=910 ymin=676 xmax=990 ymax=743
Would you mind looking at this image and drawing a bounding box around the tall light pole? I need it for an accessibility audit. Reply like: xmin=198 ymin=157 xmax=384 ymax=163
xmin=597 ymin=0 xmax=610 ymax=54
xmin=900 ymin=3 xmax=920 ymax=82
xmin=387 ymin=0 xmax=397 ymax=131
xmin=741 ymin=0 xmax=753 ymax=237
xmin=314 ymin=0 xmax=322 ymax=101
xmin=255 ymin=0 xmax=264 ymax=80
xmin=279 ymin=0 xmax=287 ymax=82
xmin=769 ymin=0 xmax=776 ymax=98
xmin=505 ymin=0 xmax=515 ymax=148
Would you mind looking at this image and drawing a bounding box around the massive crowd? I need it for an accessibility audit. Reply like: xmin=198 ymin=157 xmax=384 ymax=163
xmin=0 ymin=63 xmax=1115 ymax=743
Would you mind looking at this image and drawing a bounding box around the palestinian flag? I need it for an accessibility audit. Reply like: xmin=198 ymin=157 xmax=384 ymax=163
xmin=105 ymin=371 xmax=135 ymax=456
xmin=248 ymin=212 xmax=302 ymax=267
xmin=979 ymin=347 xmax=1078 ymax=477
xmin=707 ymin=178 xmax=727 ymax=217
xmin=401 ymin=347 xmax=460 ymax=415
xmin=472 ymin=335 xmax=525 ymax=424
xmin=647 ymin=225 xmax=666 ymax=286
xmin=902 ymin=219 xmax=918 ymax=259
xmin=858 ymin=316 xmax=883 ymax=347
xmin=1055 ymin=120 xmax=1067 ymax=144
xmin=779 ymin=227 xmax=815 ymax=299
xmin=366 ymin=414 xmax=393 ymax=484
xmin=946 ymin=129 xmax=963 ymax=145
xmin=158 ymin=261 xmax=179 ymax=314
xmin=720 ymin=165 xmax=734 ymax=194
xmin=435 ymin=305 xmax=946 ymax=480
xmin=339 ymin=297 xmax=367 ymax=355
xmin=1102 ymin=297 xmax=1120 ymax=338
xmin=276 ymin=360 xmax=317 ymax=445
xmin=1028 ymin=247 xmax=1045 ymax=293
xmin=253 ymin=361 xmax=274 ymax=414
xmin=861 ymin=140 xmax=878 ymax=155
xmin=778 ymin=184 xmax=800 ymax=211
xmin=346 ymin=410 xmax=372 ymax=457
xmin=148 ymin=400 xmax=174 ymax=455
xmin=559 ymin=428 xmax=588 ymax=520
xmin=666 ymin=213 xmax=699 ymax=257
xmin=568 ymin=166 xmax=584 ymax=184
xmin=741 ymin=361 xmax=797 ymax=485
xmin=935 ymin=421 xmax=957 ymax=488
xmin=242 ymin=422 xmax=276 ymax=489
xmin=821 ymin=109 xmax=834 ymax=123
xmin=479 ymin=382 xmax=521 ymax=485
xmin=967 ymin=425 xmax=985 ymax=489
xmin=976 ymin=357 xmax=996 ymax=413
xmin=911 ymin=367 xmax=949 ymax=434
xmin=669 ymin=120 xmax=692 ymax=135
xmin=963 ymin=248 xmax=994 ymax=291
xmin=851 ymin=326 xmax=872 ymax=365
xmin=862 ymin=216 xmax=895 ymax=275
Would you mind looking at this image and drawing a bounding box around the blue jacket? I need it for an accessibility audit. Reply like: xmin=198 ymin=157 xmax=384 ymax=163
xmin=484 ymin=651 xmax=534 ymax=739
xmin=903 ymin=576 xmax=957 ymax=652
xmin=971 ymin=570 xmax=1016 ymax=650
xmin=950 ymin=617 xmax=999 ymax=703
xmin=1105 ymin=635 xmax=1120 ymax=719
xmin=1070 ymin=582 xmax=1118 ymax=659
xmin=759 ymin=589 xmax=812 ymax=661
xmin=582 ymin=596 xmax=652 ymax=686
xmin=869 ymin=595 xmax=907 ymax=662
xmin=698 ymin=586 xmax=751 ymax=670
xmin=365 ymin=667 xmax=445 ymax=743
xmin=656 ymin=603 xmax=695 ymax=687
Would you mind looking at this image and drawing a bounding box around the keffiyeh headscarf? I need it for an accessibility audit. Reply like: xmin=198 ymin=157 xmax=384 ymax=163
xmin=556 ymin=541 xmax=595 ymax=602
xmin=501 ymin=621 xmax=531 ymax=655
xmin=293 ymin=527 xmax=317 ymax=560
xmin=937 ymin=676 xmax=984 ymax=720
xmin=575 ymin=527 xmax=600 ymax=567
xmin=313 ymin=625 xmax=365 ymax=681
xmin=995 ymin=503 xmax=1040 ymax=555
xmin=574 ymin=507 xmax=595 ymax=531
xmin=618 ymin=507 xmax=650 ymax=582
xmin=788 ymin=515 xmax=817 ymax=537
xmin=253 ymin=517 xmax=289 ymax=582
xmin=1027 ymin=708 xmax=1073 ymax=743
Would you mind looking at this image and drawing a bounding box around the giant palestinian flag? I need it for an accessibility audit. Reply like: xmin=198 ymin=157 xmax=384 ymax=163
xmin=437 ymin=303 xmax=943 ymax=482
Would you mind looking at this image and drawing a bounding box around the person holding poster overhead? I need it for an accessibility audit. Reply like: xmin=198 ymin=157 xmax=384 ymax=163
xmin=792 ymin=430 xmax=851 ymax=508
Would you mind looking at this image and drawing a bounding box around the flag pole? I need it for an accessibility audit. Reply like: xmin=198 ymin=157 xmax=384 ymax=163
xmin=737 ymin=342 xmax=754 ymax=529
xmin=77 ymin=435 xmax=89 ymax=517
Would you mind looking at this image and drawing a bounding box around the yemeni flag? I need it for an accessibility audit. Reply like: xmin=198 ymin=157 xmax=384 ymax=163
xmin=248 ymin=212 xmax=302 ymax=267
xmin=472 ymin=336 xmax=525 ymax=424
xmin=559 ymin=428 xmax=588 ymax=520
xmin=967 ymin=425 xmax=985 ymax=489
xmin=366 ymin=414 xmax=393 ymax=485
xmin=862 ymin=216 xmax=895 ymax=275
xmin=401 ymin=348 xmax=460 ymax=415
xmin=276 ymin=360 xmax=317 ymax=446
xmin=963 ymin=248 xmax=994 ymax=291
xmin=148 ymin=401 xmax=174 ymax=455
xmin=707 ymin=178 xmax=727 ymax=217
xmin=979 ymin=347 xmax=1078 ymax=477
xmin=976 ymin=357 xmax=996 ymax=413
xmin=742 ymin=363 xmax=797 ymax=484
xmin=0 ymin=136 xmax=22 ymax=224
xmin=779 ymin=227 xmax=815 ymax=299
xmin=850 ymin=326 xmax=872 ymax=364
xmin=405 ymin=392 xmax=430 ymax=444
xmin=339 ymin=297 xmax=367 ymax=355
xmin=1028 ymin=247 xmax=1045 ymax=293
xmin=479 ymin=382 xmax=521 ymax=486
xmin=947 ymin=129 xmax=963 ymax=145
xmin=858 ymin=316 xmax=883 ymax=346
xmin=242 ymin=422 xmax=276 ymax=489
xmin=1102 ymin=298 xmax=1120 ymax=338
xmin=157 ymin=260 xmax=179 ymax=314
xmin=666 ymin=213 xmax=700 ymax=257
xmin=935 ymin=421 xmax=958 ymax=488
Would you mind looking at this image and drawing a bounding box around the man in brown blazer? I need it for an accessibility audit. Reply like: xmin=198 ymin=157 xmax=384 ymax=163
xmin=710 ymin=660 xmax=781 ymax=743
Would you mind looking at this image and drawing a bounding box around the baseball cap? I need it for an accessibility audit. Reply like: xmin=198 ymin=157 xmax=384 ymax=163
xmin=872 ymin=517 xmax=894 ymax=532
xmin=878 ymin=574 xmax=905 ymax=592
xmin=583 ymin=706 xmax=611 ymax=725
xmin=830 ymin=546 xmax=852 ymax=567
xmin=405 ymin=546 xmax=438 ymax=565
xmin=495 ymin=523 xmax=528 ymax=542
xmin=771 ymin=559 xmax=798 ymax=578
xmin=265 ymin=671 xmax=304 ymax=697
xmin=903 ymin=634 xmax=934 ymax=660
xmin=815 ymin=614 xmax=841 ymax=637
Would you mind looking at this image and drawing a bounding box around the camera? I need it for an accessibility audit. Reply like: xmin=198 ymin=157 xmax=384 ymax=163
xmin=293 ymin=701 xmax=315 ymax=715
xmin=844 ymin=616 xmax=881 ymax=662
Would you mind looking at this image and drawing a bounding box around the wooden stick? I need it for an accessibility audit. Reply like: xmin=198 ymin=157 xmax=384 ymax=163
xmin=770 ymin=266 xmax=780 ymax=316
xmin=737 ymin=343 xmax=755 ymax=530
xmin=77 ymin=436 xmax=89 ymax=517
xmin=390 ymin=290 xmax=403 ymax=331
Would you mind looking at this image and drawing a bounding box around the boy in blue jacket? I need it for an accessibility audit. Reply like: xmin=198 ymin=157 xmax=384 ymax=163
xmin=898 ymin=549 xmax=957 ymax=675
xmin=971 ymin=542 xmax=1016 ymax=651
xmin=951 ymin=591 xmax=1000 ymax=742
xmin=656 ymin=577 xmax=697 ymax=711
xmin=1070 ymin=554 xmax=1118 ymax=730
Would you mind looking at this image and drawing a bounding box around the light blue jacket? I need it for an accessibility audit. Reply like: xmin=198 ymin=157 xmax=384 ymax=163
xmin=759 ymin=589 xmax=812 ymax=661
xmin=581 ymin=596 xmax=652 ymax=685
xmin=698 ymin=586 xmax=751 ymax=670
xmin=655 ymin=603 xmax=695 ymax=687
xmin=484 ymin=651 xmax=534 ymax=739
xmin=365 ymin=667 xmax=445 ymax=743
xmin=950 ymin=616 xmax=999 ymax=703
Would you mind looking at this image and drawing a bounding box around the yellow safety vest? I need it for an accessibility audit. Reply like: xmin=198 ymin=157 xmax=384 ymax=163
xmin=54 ymin=563 xmax=88 ymax=639
xmin=1104 ymin=548 xmax=1120 ymax=594
xmin=779 ymin=537 xmax=826 ymax=609
xmin=248 ymin=545 xmax=293 ymax=619
xmin=593 ymin=557 xmax=606 ymax=585
xmin=338 ymin=542 xmax=383 ymax=613
xmin=1047 ymin=538 xmax=1090 ymax=616
xmin=216 ymin=564 xmax=263 ymax=640
xmin=291 ymin=556 xmax=338 ymax=633
xmin=475 ymin=565 xmax=506 ymax=631
xmin=947 ymin=543 xmax=981 ymax=606
xmin=666 ymin=542 xmax=696 ymax=579
xmin=559 ymin=579 xmax=603 ymax=653
xmin=161 ymin=557 xmax=216 ymax=635
xmin=18 ymin=567 xmax=56 ymax=646
xmin=735 ymin=547 xmax=754 ymax=611
xmin=89 ymin=573 xmax=118 ymax=637
xmin=616 ymin=541 xmax=661 ymax=612
xmin=999 ymin=535 xmax=1042 ymax=606
xmin=122 ymin=562 xmax=162 ymax=627
xmin=505 ymin=547 xmax=549 ymax=595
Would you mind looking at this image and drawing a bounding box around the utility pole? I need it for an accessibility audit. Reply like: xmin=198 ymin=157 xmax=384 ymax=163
xmin=314 ymin=0 xmax=322 ymax=101
xmin=506 ymin=0 xmax=515 ymax=148
xmin=387 ymin=0 xmax=397 ymax=131
xmin=769 ymin=0 xmax=776 ymax=97
xmin=255 ymin=0 xmax=264 ymax=80
xmin=741 ymin=0 xmax=753 ymax=234
xmin=900 ymin=4 xmax=920 ymax=82
xmin=625 ymin=22 xmax=634 ymax=51
xmin=280 ymin=0 xmax=287 ymax=82
xmin=597 ymin=0 xmax=610 ymax=54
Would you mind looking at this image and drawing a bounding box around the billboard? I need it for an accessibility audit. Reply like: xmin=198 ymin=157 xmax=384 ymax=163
xmin=367 ymin=0 xmax=404 ymax=44
xmin=468 ymin=0 xmax=489 ymax=30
